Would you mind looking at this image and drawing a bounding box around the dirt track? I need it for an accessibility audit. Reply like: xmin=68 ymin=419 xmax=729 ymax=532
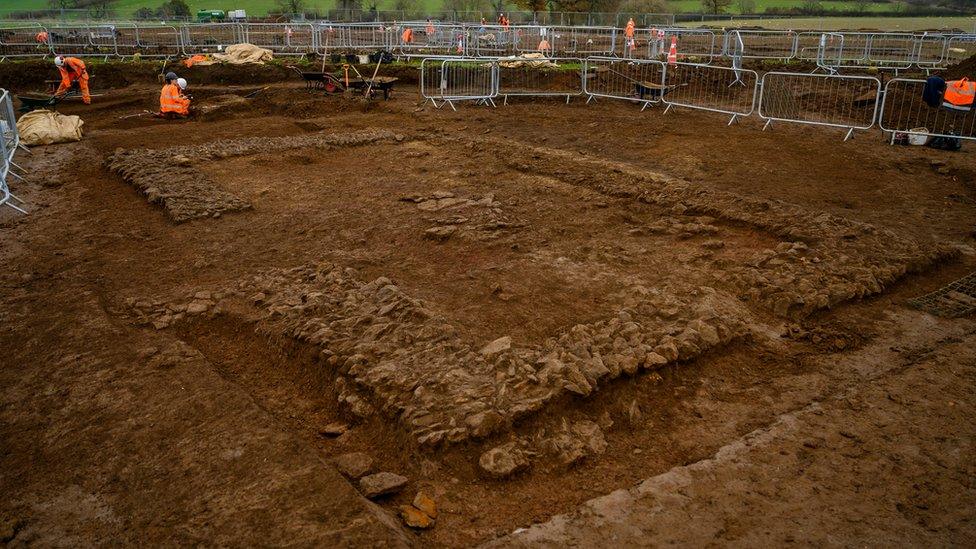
xmin=1 ymin=64 xmax=975 ymax=546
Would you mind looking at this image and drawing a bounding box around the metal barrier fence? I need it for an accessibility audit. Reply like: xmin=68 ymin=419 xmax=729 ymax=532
xmin=419 ymin=57 xmax=497 ymax=110
xmin=246 ymin=22 xmax=316 ymax=56
xmin=946 ymin=34 xmax=976 ymax=66
xmin=0 ymin=22 xmax=968 ymax=69
xmin=497 ymin=56 xmax=584 ymax=104
xmin=397 ymin=23 xmax=465 ymax=57
xmin=583 ymin=57 xmax=665 ymax=110
xmin=555 ymin=26 xmax=617 ymax=56
xmin=758 ymin=72 xmax=881 ymax=140
xmin=0 ymin=89 xmax=26 ymax=214
xmin=181 ymin=22 xmax=246 ymax=54
xmin=116 ymin=24 xmax=181 ymax=58
xmin=657 ymin=27 xmax=720 ymax=63
xmin=879 ymin=78 xmax=976 ymax=144
xmin=799 ymin=31 xmax=955 ymax=71
xmin=662 ymin=62 xmax=759 ymax=124
xmin=0 ymin=23 xmax=52 ymax=59
xmin=726 ymin=29 xmax=797 ymax=61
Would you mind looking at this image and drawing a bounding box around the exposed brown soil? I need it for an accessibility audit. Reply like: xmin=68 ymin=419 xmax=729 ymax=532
xmin=1 ymin=78 xmax=974 ymax=547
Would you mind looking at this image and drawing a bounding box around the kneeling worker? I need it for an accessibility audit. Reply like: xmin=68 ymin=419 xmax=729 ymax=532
xmin=54 ymin=55 xmax=91 ymax=105
xmin=159 ymin=77 xmax=191 ymax=118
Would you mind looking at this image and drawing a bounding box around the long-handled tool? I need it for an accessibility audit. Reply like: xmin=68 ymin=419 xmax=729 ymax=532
xmin=117 ymin=109 xmax=156 ymax=119
xmin=362 ymin=55 xmax=383 ymax=107
xmin=243 ymin=86 xmax=271 ymax=99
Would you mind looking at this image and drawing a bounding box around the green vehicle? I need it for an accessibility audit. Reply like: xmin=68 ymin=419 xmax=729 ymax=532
xmin=196 ymin=9 xmax=226 ymax=22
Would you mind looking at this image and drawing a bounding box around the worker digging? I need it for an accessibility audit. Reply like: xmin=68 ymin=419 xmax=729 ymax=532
xmin=54 ymin=55 xmax=90 ymax=105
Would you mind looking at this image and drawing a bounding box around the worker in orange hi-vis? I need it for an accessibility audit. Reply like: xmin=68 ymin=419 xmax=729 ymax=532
xmin=625 ymin=18 xmax=635 ymax=39
xmin=425 ymin=19 xmax=435 ymax=38
xmin=54 ymin=55 xmax=91 ymax=104
xmin=401 ymin=26 xmax=414 ymax=44
xmin=538 ymin=37 xmax=551 ymax=54
xmin=158 ymin=77 xmax=191 ymax=119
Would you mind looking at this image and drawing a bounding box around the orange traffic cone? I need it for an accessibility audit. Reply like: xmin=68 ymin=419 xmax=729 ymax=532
xmin=667 ymin=36 xmax=677 ymax=65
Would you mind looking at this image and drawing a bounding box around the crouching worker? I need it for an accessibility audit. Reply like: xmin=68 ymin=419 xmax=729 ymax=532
xmin=158 ymin=77 xmax=191 ymax=119
xmin=54 ymin=55 xmax=91 ymax=105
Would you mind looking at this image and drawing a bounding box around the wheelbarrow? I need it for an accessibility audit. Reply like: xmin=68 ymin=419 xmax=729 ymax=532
xmin=16 ymin=93 xmax=62 ymax=113
xmin=296 ymin=67 xmax=397 ymax=100
xmin=17 ymin=85 xmax=92 ymax=113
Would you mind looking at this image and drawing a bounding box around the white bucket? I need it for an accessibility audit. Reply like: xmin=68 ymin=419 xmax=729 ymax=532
xmin=358 ymin=54 xmax=370 ymax=64
xmin=908 ymin=127 xmax=929 ymax=146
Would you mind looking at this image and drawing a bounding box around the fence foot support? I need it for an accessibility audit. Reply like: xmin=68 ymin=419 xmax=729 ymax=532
xmin=728 ymin=113 xmax=738 ymax=126
xmin=565 ymin=95 xmax=570 ymax=105
xmin=640 ymin=101 xmax=651 ymax=112
xmin=762 ymin=119 xmax=772 ymax=132
xmin=663 ymin=103 xmax=673 ymax=115
xmin=844 ymin=127 xmax=855 ymax=141
xmin=586 ymin=95 xmax=595 ymax=105
xmin=447 ymin=100 xmax=456 ymax=112
xmin=17 ymin=143 xmax=31 ymax=154
xmin=4 ymin=193 xmax=27 ymax=214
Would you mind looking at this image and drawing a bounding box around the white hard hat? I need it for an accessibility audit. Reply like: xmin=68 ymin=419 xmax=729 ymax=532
xmin=176 ymin=78 xmax=187 ymax=90
xmin=54 ymin=55 xmax=64 ymax=67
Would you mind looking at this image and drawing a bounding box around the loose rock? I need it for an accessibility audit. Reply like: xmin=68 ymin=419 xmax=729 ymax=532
xmin=479 ymin=441 xmax=529 ymax=478
xmin=359 ymin=472 xmax=408 ymax=498
xmin=334 ymin=452 xmax=373 ymax=479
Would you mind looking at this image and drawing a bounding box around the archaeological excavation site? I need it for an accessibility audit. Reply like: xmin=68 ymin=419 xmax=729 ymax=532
xmin=0 ymin=29 xmax=975 ymax=547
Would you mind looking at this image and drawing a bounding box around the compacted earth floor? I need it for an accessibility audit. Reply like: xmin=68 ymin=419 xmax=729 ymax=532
xmin=1 ymin=71 xmax=974 ymax=546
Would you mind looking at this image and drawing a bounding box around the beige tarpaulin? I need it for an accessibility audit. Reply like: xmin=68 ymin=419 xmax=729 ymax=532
xmin=211 ymin=43 xmax=274 ymax=64
xmin=16 ymin=109 xmax=83 ymax=146
xmin=498 ymin=53 xmax=558 ymax=69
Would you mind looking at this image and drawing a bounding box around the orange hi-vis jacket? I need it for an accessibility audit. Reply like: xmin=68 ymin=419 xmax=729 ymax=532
xmin=159 ymin=83 xmax=190 ymax=115
xmin=402 ymin=28 xmax=413 ymax=43
xmin=56 ymin=57 xmax=91 ymax=104
xmin=625 ymin=20 xmax=635 ymax=39
xmin=943 ymin=78 xmax=976 ymax=111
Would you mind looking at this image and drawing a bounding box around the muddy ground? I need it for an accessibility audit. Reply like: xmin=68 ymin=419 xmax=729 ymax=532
xmin=1 ymin=62 xmax=975 ymax=547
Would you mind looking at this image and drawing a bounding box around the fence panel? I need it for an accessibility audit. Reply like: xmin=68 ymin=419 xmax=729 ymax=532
xmin=561 ymin=26 xmax=616 ymax=56
xmin=759 ymin=72 xmax=880 ymax=140
xmin=339 ymin=23 xmax=393 ymax=52
xmin=726 ymin=29 xmax=797 ymax=60
xmin=914 ymin=33 xmax=948 ymax=68
xmin=469 ymin=25 xmax=518 ymax=57
xmin=0 ymin=89 xmax=26 ymax=214
xmin=946 ymin=34 xmax=976 ymax=66
xmin=46 ymin=25 xmax=95 ymax=56
xmin=645 ymin=27 xmax=718 ymax=63
xmin=582 ymin=57 xmax=665 ymax=109
xmin=0 ymin=24 xmax=52 ymax=59
xmin=120 ymin=24 xmax=182 ymax=58
xmin=865 ymin=33 xmax=917 ymax=69
xmin=181 ymin=23 xmax=245 ymax=54
xmin=87 ymin=24 xmax=119 ymax=56
xmin=398 ymin=23 xmax=464 ymax=57
xmin=879 ymin=78 xmax=976 ymax=143
xmin=497 ymin=56 xmax=584 ymax=103
xmin=661 ymin=62 xmax=758 ymax=124
xmin=245 ymin=23 xmax=315 ymax=55
xmin=420 ymin=57 xmax=498 ymax=110
xmin=514 ymin=25 xmax=552 ymax=54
